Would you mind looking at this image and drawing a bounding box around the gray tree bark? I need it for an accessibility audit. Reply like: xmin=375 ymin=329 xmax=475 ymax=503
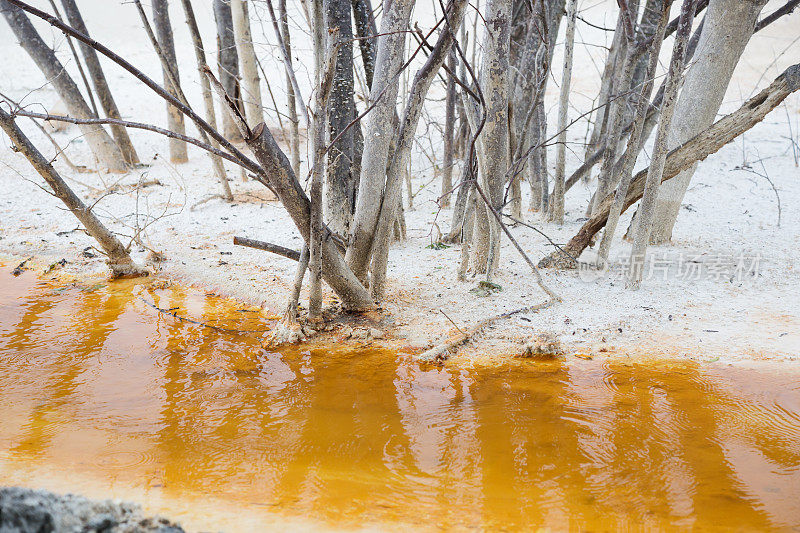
xmin=178 ymin=0 xmax=234 ymax=200
xmin=213 ymin=0 xmax=243 ymax=142
xmin=627 ymin=0 xmax=696 ymax=289
xmin=471 ymin=0 xmax=512 ymax=277
xmin=231 ymin=0 xmax=264 ymax=127
xmin=345 ymin=0 xmax=414 ymax=282
xmin=647 ymin=0 xmax=768 ymax=243
xmin=441 ymin=47 xmax=457 ymax=208
xmin=0 ymin=1 xmax=126 ymax=172
xmin=323 ymin=0 xmax=357 ymax=237
xmin=152 ymin=0 xmax=188 ymax=163
xmin=547 ymin=0 xmax=578 ymax=224
xmin=368 ymin=0 xmax=469 ymax=298
xmin=278 ymin=0 xmax=301 ymax=177
xmin=596 ymin=0 xmax=671 ymax=267
xmin=538 ymin=62 xmax=800 ymax=268
xmin=59 ymin=0 xmax=139 ymax=166
xmin=0 ymin=107 xmax=146 ymax=277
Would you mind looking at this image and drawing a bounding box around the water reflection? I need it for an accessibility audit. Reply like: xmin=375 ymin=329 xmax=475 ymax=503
xmin=1 ymin=271 xmax=798 ymax=530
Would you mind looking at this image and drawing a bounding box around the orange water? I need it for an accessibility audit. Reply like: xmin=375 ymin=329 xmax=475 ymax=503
xmin=1 ymin=269 xmax=799 ymax=531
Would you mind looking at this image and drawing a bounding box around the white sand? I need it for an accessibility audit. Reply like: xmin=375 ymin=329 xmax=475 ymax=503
xmin=1 ymin=0 xmax=798 ymax=364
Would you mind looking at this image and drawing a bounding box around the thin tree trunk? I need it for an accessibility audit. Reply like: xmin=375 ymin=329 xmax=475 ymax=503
xmin=59 ymin=0 xmax=139 ymax=165
xmin=1 ymin=1 xmax=126 ymax=172
xmin=441 ymin=47 xmax=457 ymax=208
xmin=47 ymin=0 xmax=97 ymax=118
xmin=278 ymin=0 xmax=301 ymax=177
xmin=308 ymin=3 xmax=333 ymax=320
xmin=345 ymin=0 xmax=414 ymax=282
xmin=647 ymin=0 xmax=768 ymax=243
xmin=537 ymin=66 xmax=800 ymax=271
xmin=472 ymin=0 xmax=512 ymax=279
xmin=350 ymin=0 xmax=377 ymax=88
xmin=323 ymin=0 xmax=357 ymax=236
xmin=178 ymin=0 xmax=234 ymax=200
xmin=547 ymin=0 xmax=577 ymax=224
xmin=231 ymin=0 xmax=264 ymax=128
xmin=596 ymin=0 xmax=670 ymax=267
xmin=589 ymin=0 xmax=641 ymax=215
xmin=368 ymin=0 xmax=470 ymax=298
xmin=152 ymin=0 xmax=188 ymax=163
xmin=627 ymin=0 xmax=695 ymax=289
xmin=0 ymin=107 xmax=146 ymax=277
xmin=213 ymin=0 xmax=243 ymax=142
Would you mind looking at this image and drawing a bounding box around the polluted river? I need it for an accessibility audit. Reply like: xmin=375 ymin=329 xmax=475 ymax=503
xmin=1 ymin=269 xmax=799 ymax=531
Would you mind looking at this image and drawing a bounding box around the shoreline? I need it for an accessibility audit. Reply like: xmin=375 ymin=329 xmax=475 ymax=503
xmin=3 ymin=252 xmax=797 ymax=367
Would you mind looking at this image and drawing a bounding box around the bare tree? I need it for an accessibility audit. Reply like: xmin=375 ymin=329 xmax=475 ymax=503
xmin=547 ymin=0 xmax=578 ymax=224
xmin=0 ymin=1 xmax=127 ymax=172
xmin=0 ymin=107 xmax=146 ymax=277
xmin=346 ymin=0 xmax=415 ymax=282
xmin=596 ymin=0 xmax=671 ymax=267
xmin=231 ymin=0 xmax=264 ymax=127
xmin=646 ymin=0 xmax=769 ymax=243
xmin=627 ymin=0 xmax=696 ymax=289
xmin=213 ymin=0 xmax=243 ymax=141
xmin=538 ymin=65 xmax=800 ymax=269
xmin=441 ymin=47 xmax=457 ymax=208
xmin=59 ymin=0 xmax=139 ymax=166
xmin=278 ymin=0 xmax=301 ymax=177
xmin=178 ymin=0 xmax=233 ymax=200
xmin=323 ymin=0 xmax=357 ymax=236
xmin=152 ymin=0 xmax=188 ymax=163
xmin=471 ymin=0 xmax=512 ymax=277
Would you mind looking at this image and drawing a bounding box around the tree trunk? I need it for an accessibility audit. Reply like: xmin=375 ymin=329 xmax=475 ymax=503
xmin=278 ymin=0 xmax=301 ymax=177
xmin=441 ymin=47 xmax=457 ymax=208
xmin=178 ymin=0 xmax=233 ymax=200
xmin=350 ymin=0 xmax=377 ymax=88
xmin=59 ymin=0 xmax=139 ymax=166
xmin=589 ymin=0 xmax=641 ymax=216
xmin=213 ymin=0 xmax=243 ymax=142
xmin=345 ymin=0 xmax=414 ymax=282
xmin=627 ymin=0 xmax=695 ymax=289
xmin=323 ymin=0 xmax=356 ymax=237
xmin=0 ymin=107 xmax=146 ymax=277
xmin=472 ymin=0 xmax=512 ymax=278
xmin=308 ymin=2 xmax=328 ymax=320
xmin=244 ymin=123 xmax=374 ymax=310
xmin=547 ymin=0 xmax=578 ymax=224
xmin=537 ymin=62 xmax=800 ymax=268
xmin=0 ymin=1 xmax=126 ymax=172
xmin=152 ymin=0 xmax=188 ymax=163
xmin=368 ymin=0 xmax=470 ymax=298
xmin=596 ymin=0 xmax=671 ymax=267
xmin=647 ymin=0 xmax=768 ymax=244
xmin=231 ymin=0 xmax=264 ymax=128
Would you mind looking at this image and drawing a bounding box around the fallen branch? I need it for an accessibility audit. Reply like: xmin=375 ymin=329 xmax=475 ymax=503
xmin=233 ymin=236 xmax=301 ymax=261
xmin=539 ymin=63 xmax=800 ymax=268
xmin=415 ymin=298 xmax=558 ymax=363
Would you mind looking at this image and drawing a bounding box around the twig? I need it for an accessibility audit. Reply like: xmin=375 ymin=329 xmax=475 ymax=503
xmin=139 ymin=297 xmax=270 ymax=333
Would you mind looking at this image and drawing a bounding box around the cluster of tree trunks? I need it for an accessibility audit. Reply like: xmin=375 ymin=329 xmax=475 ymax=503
xmin=2 ymin=0 xmax=797 ymax=313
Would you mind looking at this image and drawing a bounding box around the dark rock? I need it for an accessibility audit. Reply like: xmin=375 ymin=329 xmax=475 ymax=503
xmin=0 ymin=487 xmax=184 ymax=533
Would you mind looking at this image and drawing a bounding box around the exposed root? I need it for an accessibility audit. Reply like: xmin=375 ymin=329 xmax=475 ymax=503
xmin=108 ymin=259 xmax=149 ymax=279
xmin=263 ymin=318 xmax=305 ymax=348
